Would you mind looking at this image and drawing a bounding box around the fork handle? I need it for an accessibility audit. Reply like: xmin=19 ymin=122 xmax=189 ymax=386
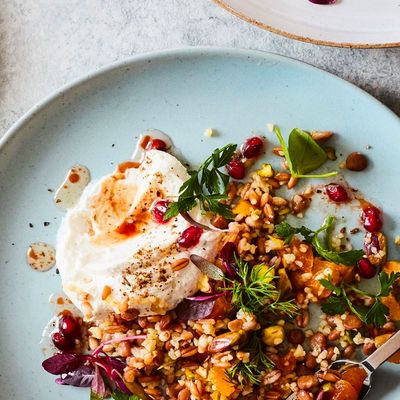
xmin=362 ymin=329 xmax=400 ymax=371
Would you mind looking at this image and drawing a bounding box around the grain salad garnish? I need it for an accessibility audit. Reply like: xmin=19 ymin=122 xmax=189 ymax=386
xmin=42 ymin=127 xmax=400 ymax=400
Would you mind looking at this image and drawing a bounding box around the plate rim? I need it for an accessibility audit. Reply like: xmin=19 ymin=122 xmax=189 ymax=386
xmin=213 ymin=0 xmax=400 ymax=49
xmin=1 ymin=46 xmax=399 ymax=155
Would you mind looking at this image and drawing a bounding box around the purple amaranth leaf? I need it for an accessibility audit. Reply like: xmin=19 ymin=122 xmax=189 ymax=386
xmin=219 ymin=242 xmax=238 ymax=278
xmin=91 ymin=365 xmax=106 ymax=396
xmin=55 ymin=365 xmax=94 ymax=387
xmin=92 ymin=335 xmax=146 ymax=356
xmin=176 ymin=298 xmax=216 ymax=321
xmin=42 ymin=353 xmax=88 ymax=375
xmin=110 ymin=369 xmax=131 ymax=394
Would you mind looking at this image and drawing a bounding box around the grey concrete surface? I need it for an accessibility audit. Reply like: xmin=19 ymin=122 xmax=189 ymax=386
xmin=1 ymin=0 xmax=399 ymax=135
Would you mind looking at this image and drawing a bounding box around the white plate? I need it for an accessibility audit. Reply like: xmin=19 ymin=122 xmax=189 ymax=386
xmin=214 ymin=0 xmax=400 ymax=48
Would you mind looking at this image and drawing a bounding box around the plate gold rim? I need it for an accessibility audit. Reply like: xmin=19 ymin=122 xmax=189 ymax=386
xmin=213 ymin=0 xmax=400 ymax=49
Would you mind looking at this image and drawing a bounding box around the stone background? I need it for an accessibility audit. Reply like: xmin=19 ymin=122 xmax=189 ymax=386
xmin=1 ymin=0 xmax=399 ymax=135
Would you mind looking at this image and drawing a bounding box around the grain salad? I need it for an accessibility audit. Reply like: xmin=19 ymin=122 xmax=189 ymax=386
xmin=42 ymin=127 xmax=400 ymax=400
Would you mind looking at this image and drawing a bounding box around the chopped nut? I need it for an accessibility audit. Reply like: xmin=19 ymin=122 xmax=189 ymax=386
xmin=204 ymin=128 xmax=214 ymax=137
xmin=171 ymin=258 xmax=190 ymax=272
xmin=346 ymin=152 xmax=368 ymax=171
xmin=208 ymin=332 xmax=242 ymax=353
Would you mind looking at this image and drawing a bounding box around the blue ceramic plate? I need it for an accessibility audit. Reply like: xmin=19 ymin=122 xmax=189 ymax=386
xmin=0 ymin=48 xmax=399 ymax=399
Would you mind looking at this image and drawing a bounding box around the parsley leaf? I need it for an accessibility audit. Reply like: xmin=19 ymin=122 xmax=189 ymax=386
xmin=319 ymin=276 xmax=342 ymax=296
xmin=274 ymin=126 xmax=337 ymax=179
xmin=164 ymin=144 xmax=237 ymax=220
xmin=319 ymin=271 xmax=400 ymax=327
xmin=377 ymin=271 xmax=400 ymax=297
xmin=364 ymin=300 xmax=389 ymax=327
xmin=321 ymin=295 xmax=347 ymax=315
xmin=274 ymin=222 xmax=314 ymax=244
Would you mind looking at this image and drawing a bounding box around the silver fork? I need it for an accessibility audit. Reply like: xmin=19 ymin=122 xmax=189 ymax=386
xmin=286 ymin=329 xmax=400 ymax=400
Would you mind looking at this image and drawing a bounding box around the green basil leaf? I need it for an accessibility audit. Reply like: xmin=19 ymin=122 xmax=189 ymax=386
xmin=274 ymin=126 xmax=294 ymax=172
xmin=274 ymin=126 xmax=337 ymax=178
xmin=312 ymin=217 xmax=363 ymax=266
xmin=313 ymin=235 xmax=363 ymax=266
xmin=287 ymin=128 xmax=328 ymax=176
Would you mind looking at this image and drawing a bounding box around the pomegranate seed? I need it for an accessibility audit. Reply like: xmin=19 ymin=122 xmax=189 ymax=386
xmin=364 ymin=232 xmax=380 ymax=257
xmin=241 ymin=136 xmax=264 ymax=159
xmin=362 ymin=206 xmax=382 ymax=232
xmin=147 ymin=138 xmax=167 ymax=151
xmin=59 ymin=315 xmax=80 ymax=338
xmin=151 ymin=200 xmax=171 ymax=223
xmin=178 ymin=226 xmax=203 ymax=248
xmin=52 ymin=331 xmax=75 ymax=351
xmin=325 ymin=183 xmax=348 ymax=202
xmin=226 ymin=158 xmax=245 ymax=180
xmin=357 ymin=258 xmax=376 ymax=279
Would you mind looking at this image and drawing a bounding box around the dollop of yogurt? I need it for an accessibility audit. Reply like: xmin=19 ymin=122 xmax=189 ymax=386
xmin=56 ymin=150 xmax=223 ymax=320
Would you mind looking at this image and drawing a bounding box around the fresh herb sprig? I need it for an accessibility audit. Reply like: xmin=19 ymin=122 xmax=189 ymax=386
xmin=274 ymin=126 xmax=337 ymax=179
xmin=111 ymin=392 xmax=141 ymax=400
xmin=320 ymin=271 xmax=400 ymax=327
xmin=228 ymin=334 xmax=274 ymax=385
xmin=275 ymin=216 xmax=364 ymax=266
xmin=164 ymin=144 xmax=237 ymax=220
xmin=224 ymin=256 xmax=299 ymax=318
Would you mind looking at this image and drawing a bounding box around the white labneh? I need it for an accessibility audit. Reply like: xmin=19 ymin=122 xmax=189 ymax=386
xmin=57 ymin=150 xmax=223 ymax=320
